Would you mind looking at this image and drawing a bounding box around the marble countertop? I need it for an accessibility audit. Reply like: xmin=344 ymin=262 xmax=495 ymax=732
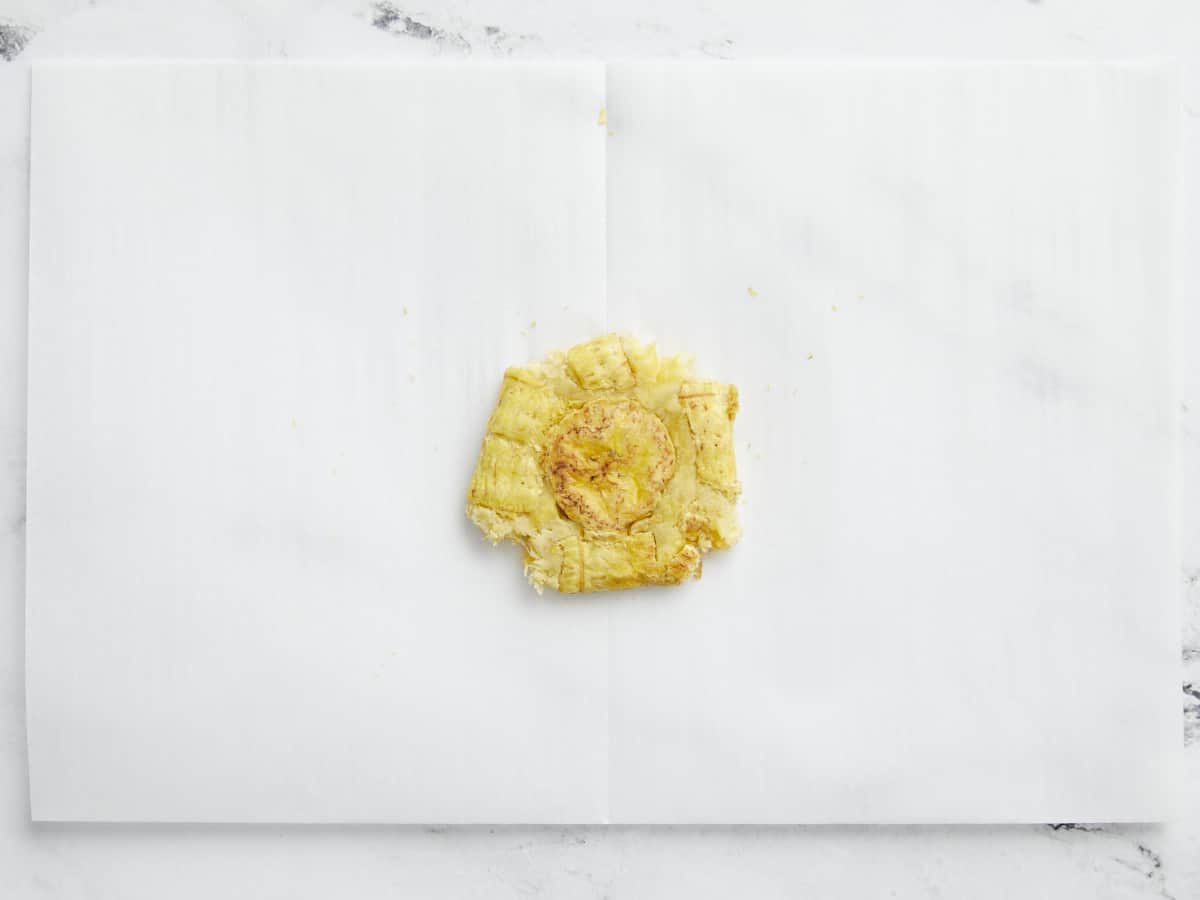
xmin=0 ymin=0 xmax=1197 ymax=897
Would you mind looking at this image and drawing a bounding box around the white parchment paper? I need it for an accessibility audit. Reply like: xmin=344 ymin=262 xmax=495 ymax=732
xmin=26 ymin=61 xmax=1178 ymax=823
xmin=603 ymin=63 xmax=1179 ymax=823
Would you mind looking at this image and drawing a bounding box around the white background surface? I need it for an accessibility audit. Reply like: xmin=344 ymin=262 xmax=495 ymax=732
xmin=602 ymin=62 xmax=1178 ymax=824
xmin=25 ymin=60 xmax=1179 ymax=827
xmin=27 ymin=60 xmax=615 ymax=825
xmin=2 ymin=0 xmax=1200 ymax=895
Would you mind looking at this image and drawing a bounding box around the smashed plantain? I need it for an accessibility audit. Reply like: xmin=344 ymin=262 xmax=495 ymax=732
xmin=467 ymin=334 xmax=741 ymax=593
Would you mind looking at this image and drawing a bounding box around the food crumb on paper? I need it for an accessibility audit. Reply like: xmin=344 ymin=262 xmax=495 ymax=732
xmin=402 ymin=306 xmax=409 ymax=317
xmin=747 ymin=286 xmax=759 ymax=298
xmin=831 ymin=304 xmax=838 ymax=312
xmin=806 ymin=352 xmax=814 ymax=360
xmin=597 ymin=107 xmax=607 ymax=126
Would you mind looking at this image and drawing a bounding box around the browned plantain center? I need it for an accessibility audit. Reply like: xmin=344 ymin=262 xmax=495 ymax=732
xmin=541 ymin=398 xmax=675 ymax=533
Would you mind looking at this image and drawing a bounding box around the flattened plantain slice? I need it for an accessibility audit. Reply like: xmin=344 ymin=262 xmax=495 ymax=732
xmin=556 ymin=533 xmax=658 ymax=593
xmin=468 ymin=435 xmax=558 ymax=523
xmin=466 ymin=335 xmax=741 ymax=593
xmin=486 ymin=369 xmax=565 ymax=446
xmin=566 ymin=334 xmax=637 ymax=391
xmin=541 ymin=398 xmax=675 ymax=533
xmin=680 ymin=382 xmax=740 ymax=497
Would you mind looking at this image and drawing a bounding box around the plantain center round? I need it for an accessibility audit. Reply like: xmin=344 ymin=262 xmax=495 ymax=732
xmin=541 ymin=398 xmax=676 ymax=533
